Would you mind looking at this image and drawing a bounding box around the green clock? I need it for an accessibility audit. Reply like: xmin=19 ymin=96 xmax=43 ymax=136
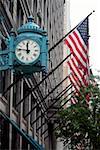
xmin=15 ymin=39 xmax=40 ymax=64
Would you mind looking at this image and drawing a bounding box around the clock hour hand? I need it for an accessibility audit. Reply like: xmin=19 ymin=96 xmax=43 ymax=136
xmin=18 ymin=48 xmax=27 ymax=51
xmin=18 ymin=48 xmax=30 ymax=54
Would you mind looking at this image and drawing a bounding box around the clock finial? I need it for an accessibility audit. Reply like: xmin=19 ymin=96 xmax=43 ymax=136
xmin=28 ymin=16 xmax=34 ymax=22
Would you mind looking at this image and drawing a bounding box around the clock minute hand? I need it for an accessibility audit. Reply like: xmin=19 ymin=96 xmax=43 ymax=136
xmin=26 ymin=43 xmax=28 ymax=50
xmin=26 ymin=43 xmax=30 ymax=54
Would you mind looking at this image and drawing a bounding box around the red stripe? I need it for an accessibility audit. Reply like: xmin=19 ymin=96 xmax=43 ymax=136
xmin=71 ymin=97 xmax=77 ymax=104
xmin=68 ymin=61 xmax=84 ymax=86
xmin=69 ymin=76 xmax=80 ymax=94
xmin=71 ymin=58 xmax=84 ymax=79
xmin=71 ymin=73 xmax=81 ymax=88
xmin=65 ymin=39 xmax=87 ymax=71
xmin=71 ymin=58 xmax=88 ymax=86
xmin=69 ymin=34 xmax=87 ymax=63
xmin=67 ymin=58 xmax=87 ymax=86
xmin=73 ymin=31 xmax=87 ymax=54
xmin=86 ymin=93 xmax=90 ymax=103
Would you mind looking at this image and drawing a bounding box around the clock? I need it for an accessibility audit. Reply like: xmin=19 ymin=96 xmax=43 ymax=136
xmin=15 ymin=39 xmax=40 ymax=64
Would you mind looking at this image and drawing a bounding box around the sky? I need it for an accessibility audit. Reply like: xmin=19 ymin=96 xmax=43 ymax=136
xmin=70 ymin=0 xmax=100 ymax=75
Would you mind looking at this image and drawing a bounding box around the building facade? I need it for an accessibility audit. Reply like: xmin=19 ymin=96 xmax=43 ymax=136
xmin=0 ymin=0 xmax=69 ymax=149
xmin=62 ymin=0 xmax=71 ymax=109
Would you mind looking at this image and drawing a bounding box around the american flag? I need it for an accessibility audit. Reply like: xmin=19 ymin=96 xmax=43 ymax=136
xmin=65 ymin=17 xmax=90 ymax=104
xmin=65 ymin=17 xmax=89 ymax=75
xmin=70 ymin=96 xmax=78 ymax=104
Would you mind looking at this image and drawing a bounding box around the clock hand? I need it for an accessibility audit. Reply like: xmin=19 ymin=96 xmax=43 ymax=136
xmin=18 ymin=48 xmax=27 ymax=51
xmin=26 ymin=43 xmax=28 ymax=50
xmin=26 ymin=43 xmax=30 ymax=54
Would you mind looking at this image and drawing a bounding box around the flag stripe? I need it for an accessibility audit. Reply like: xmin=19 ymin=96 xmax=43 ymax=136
xmin=73 ymin=30 xmax=87 ymax=54
xmin=69 ymin=34 xmax=87 ymax=62
xmin=68 ymin=61 xmax=83 ymax=85
xmin=67 ymin=57 xmax=87 ymax=86
xmin=65 ymin=39 xmax=87 ymax=70
xmin=74 ymin=30 xmax=90 ymax=76
xmin=69 ymin=76 xmax=80 ymax=93
xmin=71 ymin=33 xmax=87 ymax=60
xmin=67 ymin=37 xmax=87 ymax=68
xmin=71 ymin=73 xmax=81 ymax=88
xmin=71 ymin=97 xmax=78 ymax=104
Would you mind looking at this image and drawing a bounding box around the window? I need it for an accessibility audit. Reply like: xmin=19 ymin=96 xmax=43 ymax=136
xmin=37 ymin=11 xmax=41 ymax=27
xmin=30 ymin=95 xmax=35 ymax=124
xmin=17 ymin=0 xmax=24 ymax=28
xmin=1 ymin=70 xmax=10 ymax=100
xmin=13 ymin=74 xmax=21 ymax=110
xmin=9 ymin=0 xmax=13 ymax=14
xmin=5 ymin=0 xmax=13 ymax=14
xmin=0 ymin=116 xmax=9 ymax=150
xmin=13 ymin=83 xmax=17 ymax=108
xmin=33 ymin=0 xmax=37 ymax=22
xmin=22 ymin=133 xmax=28 ymax=150
xmin=23 ymin=81 xmax=29 ymax=117
xmin=12 ymin=127 xmax=19 ymax=149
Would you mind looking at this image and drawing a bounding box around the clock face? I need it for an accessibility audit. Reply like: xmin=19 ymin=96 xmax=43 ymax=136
xmin=15 ymin=39 xmax=40 ymax=64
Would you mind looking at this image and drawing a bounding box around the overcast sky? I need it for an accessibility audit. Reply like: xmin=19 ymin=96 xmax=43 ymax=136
xmin=70 ymin=0 xmax=99 ymax=75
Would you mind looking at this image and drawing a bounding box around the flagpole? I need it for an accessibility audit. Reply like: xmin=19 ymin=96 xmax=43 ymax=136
xmin=49 ymin=10 xmax=95 ymax=53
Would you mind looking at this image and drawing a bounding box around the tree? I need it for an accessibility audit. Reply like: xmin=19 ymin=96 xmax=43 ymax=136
xmin=56 ymin=78 xmax=100 ymax=150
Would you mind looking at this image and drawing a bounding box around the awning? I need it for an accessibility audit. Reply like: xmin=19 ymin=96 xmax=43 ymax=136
xmin=0 ymin=110 xmax=44 ymax=150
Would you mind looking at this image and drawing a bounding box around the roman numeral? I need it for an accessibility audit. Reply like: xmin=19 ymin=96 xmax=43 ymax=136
xmin=21 ymin=56 xmax=24 ymax=60
xmin=26 ymin=57 xmax=28 ymax=61
xmin=18 ymin=53 xmax=22 ymax=56
xmin=33 ymin=53 xmax=37 ymax=57
xmin=34 ymin=49 xmax=38 ymax=52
